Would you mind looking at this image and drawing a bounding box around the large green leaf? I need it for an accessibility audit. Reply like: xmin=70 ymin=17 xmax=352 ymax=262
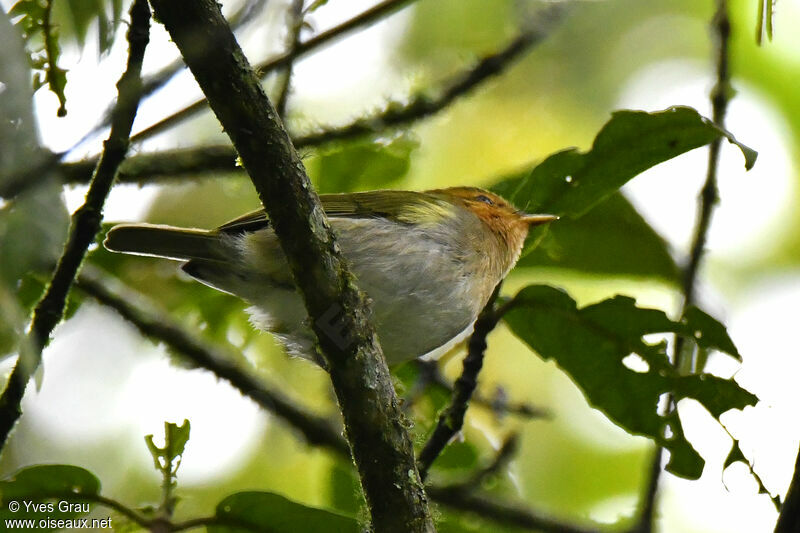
xmin=0 ymin=465 xmax=100 ymax=530
xmin=504 ymin=285 xmax=757 ymax=479
xmin=497 ymin=107 xmax=755 ymax=260
xmin=504 ymin=106 xmax=756 ymax=218
xmin=208 ymin=492 xmax=360 ymax=533
xmin=516 ymin=191 xmax=680 ymax=282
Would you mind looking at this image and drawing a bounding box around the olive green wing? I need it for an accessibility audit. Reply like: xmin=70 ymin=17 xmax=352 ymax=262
xmin=217 ymin=190 xmax=439 ymax=234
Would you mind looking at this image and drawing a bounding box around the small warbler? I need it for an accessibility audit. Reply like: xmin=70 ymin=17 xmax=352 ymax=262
xmin=104 ymin=187 xmax=556 ymax=364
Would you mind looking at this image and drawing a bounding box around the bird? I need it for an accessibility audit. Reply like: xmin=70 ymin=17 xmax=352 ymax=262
xmin=104 ymin=187 xmax=557 ymax=365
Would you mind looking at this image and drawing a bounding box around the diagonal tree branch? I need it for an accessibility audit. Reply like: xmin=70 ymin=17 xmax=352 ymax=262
xmin=75 ymin=267 xmax=349 ymax=456
xmin=146 ymin=1 xmax=433 ymax=530
xmin=56 ymin=6 xmax=567 ymax=189
xmin=0 ymin=0 xmax=151 ymax=448
xmin=632 ymin=2 xmax=732 ymax=532
xmin=427 ymin=485 xmax=602 ymax=533
xmin=274 ymin=0 xmax=306 ymax=119
xmin=82 ymin=0 xmax=270 ymax=144
xmin=131 ymin=0 xmax=418 ymax=145
xmin=417 ymin=287 xmax=502 ymax=480
xmin=407 ymin=360 xmax=549 ymax=420
xmin=0 ymin=0 xmax=417 ymax=201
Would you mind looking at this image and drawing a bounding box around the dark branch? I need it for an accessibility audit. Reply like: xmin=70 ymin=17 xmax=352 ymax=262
xmin=146 ymin=1 xmax=433 ymax=530
xmin=776 ymin=445 xmax=800 ymax=533
xmin=408 ymin=360 xmax=549 ymax=420
xmin=427 ymin=485 xmax=602 ymax=533
xmin=633 ymin=2 xmax=732 ymax=532
xmin=130 ymin=0 xmax=417 ymax=144
xmin=75 ymin=268 xmax=349 ymax=456
xmin=0 ymin=0 xmax=151 ymax=448
xmin=417 ymin=287 xmax=502 ymax=481
xmin=458 ymin=433 xmax=520 ymax=489
xmin=82 ymin=0 xmax=270 ymax=144
xmin=275 ymin=0 xmax=306 ymax=119
xmin=290 ymin=3 xmax=567 ymax=149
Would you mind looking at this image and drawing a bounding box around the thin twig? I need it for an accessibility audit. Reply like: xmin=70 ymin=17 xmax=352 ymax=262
xmin=427 ymin=485 xmax=602 ymax=533
xmin=407 ymin=360 xmax=548 ymax=419
xmin=83 ymin=0 xmax=270 ymax=144
xmin=459 ymin=433 xmax=520 ymax=490
xmin=75 ymin=268 xmax=349 ymax=456
xmin=417 ymin=286 xmax=502 ymax=481
xmin=290 ymin=3 xmax=566 ymax=149
xmin=633 ymin=2 xmax=732 ymax=532
xmin=275 ymin=0 xmax=306 ymax=119
xmin=57 ymin=8 xmax=566 ymax=188
xmin=0 ymin=0 xmax=151 ymax=448
xmin=130 ymin=0 xmax=418 ymax=144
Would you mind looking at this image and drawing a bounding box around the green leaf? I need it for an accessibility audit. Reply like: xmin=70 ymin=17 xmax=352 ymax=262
xmin=503 ymin=285 xmax=758 ymax=479
xmin=310 ymin=135 xmax=417 ymax=194
xmin=724 ymin=440 xmax=781 ymax=511
xmin=504 ymin=107 xmax=756 ymax=221
xmin=0 ymin=465 xmax=100 ymax=529
xmin=683 ymin=306 xmax=741 ymax=361
xmin=434 ymin=440 xmax=480 ymax=472
xmin=208 ymin=492 xmax=360 ymax=533
xmin=514 ymin=191 xmax=680 ymax=282
xmin=145 ymin=419 xmax=191 ymax=473
xmin=62 ymin=0 xmax=119 ymax=54
xmin=10 ymin=0 xmax=70 ymax=115
xmin=305 ymin=0 xmax=329 ymax=14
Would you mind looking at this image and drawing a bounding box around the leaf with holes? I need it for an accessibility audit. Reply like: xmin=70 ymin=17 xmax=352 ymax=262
xmin=503 ymin=285 xmax=757 ymax=479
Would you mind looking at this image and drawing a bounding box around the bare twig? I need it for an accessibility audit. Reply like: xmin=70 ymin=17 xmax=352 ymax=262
xmin=417 ymin=287 xmax=502 ymax=481
xmin=633 ymin=2 xmax=732 ymax=532
xmin=275 ymin=0 xmax=306 ymax=119
xmin=290 ymin=3 xmax=567 ymax=149
xmin=427 ymin=485 xmax=602 ymax=533
xmin=407 ymin=360 xmax=548 ymax=419
xmin=75 ymin=268 xmax=348 ymax=456
xmin=0 ymin=0 xmax=151 ymax=448
xmin=459 ymin=433 xmax=520 ymax=489
xmin=130 ymin=0 xmax=418 ymax=144
xmin=84 ymin=0 xmax=270 ymax=143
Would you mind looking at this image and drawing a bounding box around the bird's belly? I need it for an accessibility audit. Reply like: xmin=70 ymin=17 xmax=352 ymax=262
xmin=234 ymin=219 xmax=482 ymax=364
xmin=349 ymin=246 xmax=477 ymax=363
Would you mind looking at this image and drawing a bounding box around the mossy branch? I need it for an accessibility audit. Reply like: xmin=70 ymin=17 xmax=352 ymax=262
xmin=0 ymin=0 xmax=151 ymax=448
xmin=146 ymin=1 xmax=433 ymax=530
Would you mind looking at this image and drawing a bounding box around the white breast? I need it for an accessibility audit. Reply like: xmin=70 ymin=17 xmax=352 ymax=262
xmin=220 ymin=215 xmax=487 ymax=364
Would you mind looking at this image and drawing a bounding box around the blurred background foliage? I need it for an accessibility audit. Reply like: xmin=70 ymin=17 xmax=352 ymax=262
xmin=1 ymin=0 xmax=797 ymax=531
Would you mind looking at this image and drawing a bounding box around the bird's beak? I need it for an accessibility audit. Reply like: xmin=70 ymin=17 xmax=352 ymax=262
xmin=519 ymin=213 xmax=559 ymax=226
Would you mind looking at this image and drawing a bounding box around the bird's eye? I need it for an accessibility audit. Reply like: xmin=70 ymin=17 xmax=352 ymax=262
xmin=474 ymin=194 xmax=494 ymax=206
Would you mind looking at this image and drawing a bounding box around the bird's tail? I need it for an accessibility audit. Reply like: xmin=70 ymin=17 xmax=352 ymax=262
xmin=104 ymin=223 xmax=227 ymax=262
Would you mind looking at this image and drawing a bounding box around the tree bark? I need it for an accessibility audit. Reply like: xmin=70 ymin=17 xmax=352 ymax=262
xmin=146 ymin=1 xmax=434 ymax=531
